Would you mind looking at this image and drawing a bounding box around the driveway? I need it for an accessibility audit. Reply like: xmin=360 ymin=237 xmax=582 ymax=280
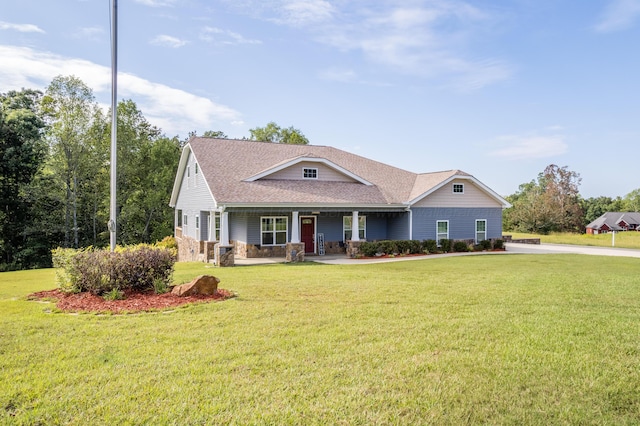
xmin=504 ymin=242 xmax=640 ymax=258
xmin=234 ymin=243 xmax=640 ymax=266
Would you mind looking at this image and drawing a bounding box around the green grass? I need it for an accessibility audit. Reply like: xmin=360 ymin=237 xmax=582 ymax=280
xmin=506 ymin=230 xmax=640 ymax=249
xmin=2 ymin=256 xmax=640 ymax=424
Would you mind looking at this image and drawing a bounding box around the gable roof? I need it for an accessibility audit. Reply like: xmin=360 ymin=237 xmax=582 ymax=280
xmin=170 ymin=137 xmax=510 ymax=209
xmin=586 ymin=212 xmax=640 ymax=231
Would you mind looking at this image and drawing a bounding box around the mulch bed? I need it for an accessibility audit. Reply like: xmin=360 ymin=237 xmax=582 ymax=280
xmin=28 ymin=288 xmax=235 ymax=314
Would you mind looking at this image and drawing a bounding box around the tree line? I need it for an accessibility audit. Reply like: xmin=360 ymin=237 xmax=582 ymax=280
xmin=504 ymin=164 xmax=640 ymax=234
xmin=1 ymin=75 xmax=309 ymax=271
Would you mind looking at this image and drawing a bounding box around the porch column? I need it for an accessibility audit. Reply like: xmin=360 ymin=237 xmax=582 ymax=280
xmin=209 ymin=210 xmax=214 ymax=241
xmin=351 ymin=211 xmax=360 ymax=241
xmin=220 ymin=211 xmax=230 ymax=246
xmin=291 ymin=211 xmax=300 ymax=243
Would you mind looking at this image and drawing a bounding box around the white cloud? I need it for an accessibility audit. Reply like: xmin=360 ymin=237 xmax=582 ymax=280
xmin=150 ymin=35 xmax=188 ymax=48
xmin=594 ymin=0 xmax=640 ymax=32
xmin=489 ymin=133 xmax=568 ymax=160
xmin=0 ymin=21 xmax=45 ymax=33
xmin=228 ymin=1 xmax=512 ymax=90
xmin=0 ymin=45 xmax=241 ymax=136
xmin=279 ymin=0 xmax=335 ymax=26
xmin=199 ymin=27 xmax=262 ymax=45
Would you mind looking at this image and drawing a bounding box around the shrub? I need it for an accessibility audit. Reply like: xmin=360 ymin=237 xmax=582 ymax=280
xmin=480 ymin=239 xmax=492 ymax=250
xmin=453 ymin=241 xmax=470 ymax=252
xmin=103 ymin=288 xmax=124 ymax=301
xmin=493 ymin=239 xmax=504 ymax=250
xmin=423 ymin=240 xmax=438 ymax=254
xmin=53 ymin=245 xmax=176 ymax=295
xmin=439 ymin=239 xmax=452 ymax=253
xmin=359 ymin=241 xmax=379 ymax=257
xmin=379 ymin=240 xmax=399 ymax=255
xmin=407 ymin=240 xmax=423 ymax=254
xmin=156 ymin=236 xmax=178 ymax=251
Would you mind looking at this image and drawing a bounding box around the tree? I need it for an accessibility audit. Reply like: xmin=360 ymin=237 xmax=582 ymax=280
xmin=504 ymin=164 xmax=583 ymax=234
xmin=581 ymin=196 xmax=624 ymax=225
xmin=249 ymin=121 xmax=309 ymax=144
xmin=202 ymin=130 xmax=228 ymax=139
xmin=41 ymin=75 xmax=104 ymax=248
xmin=111 ymin=100 xmax=179 ymax=244
xmin=622 ymin=188 xmax=640 ymax=212
xmin=0 ymin=89 xmax=47 ymax=269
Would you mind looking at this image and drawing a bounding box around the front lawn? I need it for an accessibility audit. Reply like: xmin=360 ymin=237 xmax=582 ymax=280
xmin=1 ymin=255 xmax=640 ymax=424
xmin=506 ymin=230 xmax=640 ymax=249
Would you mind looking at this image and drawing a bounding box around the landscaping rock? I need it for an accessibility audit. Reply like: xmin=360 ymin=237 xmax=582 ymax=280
xmin=171 ymin=275 xmax=220 ymax=296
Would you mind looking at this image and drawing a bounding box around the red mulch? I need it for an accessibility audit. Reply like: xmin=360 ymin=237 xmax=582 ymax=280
xmin=28 ymin=288 xmax=235 ymax=314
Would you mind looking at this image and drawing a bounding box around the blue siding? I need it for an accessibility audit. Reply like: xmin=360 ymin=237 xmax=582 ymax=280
xmin=387 ymin=212 xmax=410 ymax=240
xmin=411 ymin=208 xmax=503 ymax=240
xmin=365 ymin=215 xmax=387 ymax=241
xmin=317 ymin=215 xmax=343 ymax=241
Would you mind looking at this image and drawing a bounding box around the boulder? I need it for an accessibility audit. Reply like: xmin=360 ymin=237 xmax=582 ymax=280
xmin=171 ymin=275 xmax=220 ymax=296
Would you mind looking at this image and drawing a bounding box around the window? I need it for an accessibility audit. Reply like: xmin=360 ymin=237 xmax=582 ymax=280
xmin=214 ymin=213 xmax=221 ymax=241
xmin=187 ymin=166 xmax=190 ymax=178
xmin=261 ymin=217 xmax=288 ymax=245
xmin=476 ymin=219 xmax=487 ymax=243
xmin=343 ymin=216 xmax=366 ymax=241
xmin=436 ymin=220 xmax=449 ymax=243
xmin=195 ymin=163 xmax=199 ymax=175
xmin=453 ymin=183 xmax=464 ymax=194
xmin=195 ymin=215 xmax=200 ymax=230
xmin=303 ymin=168 xmax=318 ymax=179
xmin=183 ymin=215 xmax=188 ymax=226
xmin=177 ymin=209 xmax=183 ymax=227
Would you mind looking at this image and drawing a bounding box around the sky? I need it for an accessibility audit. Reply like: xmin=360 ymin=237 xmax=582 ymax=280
xmin=1 ymin=0 xmax=639 ymax=199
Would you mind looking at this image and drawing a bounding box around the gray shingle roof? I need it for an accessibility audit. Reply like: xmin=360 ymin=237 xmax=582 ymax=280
xmin=173 ymin=137 xmax=507 ymax=208
xmin=586 ymin=212 xmax=640 ymax=230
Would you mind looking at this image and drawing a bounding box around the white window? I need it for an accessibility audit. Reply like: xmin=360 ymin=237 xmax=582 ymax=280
xmin=261 ymin=217 xmax=288 ymax=245
xmin=195 ymin=215 xmax=200 ymax=230
xmin=476 ymin=219 xmax=487 ymax=243
xmin=195 ymin=163 xmax=199 ymax=175
xmin=343 ymin=216 xmax=366 ymax=241
xmin=183 ymin=215 xmax=188 ymax=226
xmin=436 ymin=220 xmax=449 ymax=242
xmin=303 ymin=168 xmax=318 ymax=179
xmin=214 ymin=213 xmax=221 ymax=241
xmin=453 ymin=183 xmax=464 ymax=194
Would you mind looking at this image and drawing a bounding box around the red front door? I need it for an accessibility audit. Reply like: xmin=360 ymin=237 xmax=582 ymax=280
xmin=301 ymin=217 xmax=315 ymax=254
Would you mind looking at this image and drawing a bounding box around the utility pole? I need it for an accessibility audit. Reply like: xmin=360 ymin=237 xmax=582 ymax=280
xmin=109 ymin=0 xmax=118 ymax=251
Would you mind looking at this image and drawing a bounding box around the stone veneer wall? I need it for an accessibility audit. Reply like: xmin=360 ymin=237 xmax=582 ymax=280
xmin=233 ymin=240 xmax=287 ymax=258
xmin=177 ymin=235 xmax=200 ymax=262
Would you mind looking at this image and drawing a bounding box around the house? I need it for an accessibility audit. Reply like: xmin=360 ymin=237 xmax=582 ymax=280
xmin=586 ymin=212 xmax=640 ymax=234
xmin=169 ymin=137 xmax=511 ymax=264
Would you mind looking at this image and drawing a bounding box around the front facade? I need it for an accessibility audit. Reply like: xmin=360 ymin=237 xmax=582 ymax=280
xmin=170 ymin=138 xmax=511 ymax=261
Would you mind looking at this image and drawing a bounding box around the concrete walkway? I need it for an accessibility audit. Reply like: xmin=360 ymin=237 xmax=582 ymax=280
xmin=233 ymin=243 xmax=640 ymax=266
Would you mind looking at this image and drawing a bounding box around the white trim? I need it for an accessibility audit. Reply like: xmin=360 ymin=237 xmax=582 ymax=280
xmin=302 ymin=167 xmax=318 ymax=179
xmin=244 ymin=156 xmax=373 ymax=186
xmin=343 ymin=214 xmax=366 ymax=242
xmin=452 ymin=183 xmax=464 ymax=194
xmin=291 ymin=211 xmax=300 ymax=243
xmin=436 ymin=220 xmax=449 ymax=242
xmin=260 ymin=216 xmax=288 ymax=246
xmin=169 ymin=141 xmax=218 ymax=208
xmin=475 ymin=219 xmax=487 ymax=244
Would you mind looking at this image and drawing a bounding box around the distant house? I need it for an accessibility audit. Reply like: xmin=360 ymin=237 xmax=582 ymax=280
xmin=586 ymin=212 xmax=640 ymax=234
xmin=169 ymin=137 xmax=511 ymax=263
